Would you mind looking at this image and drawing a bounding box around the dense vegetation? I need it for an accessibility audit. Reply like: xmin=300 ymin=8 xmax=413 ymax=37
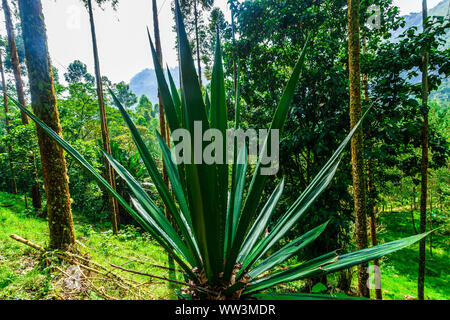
xmin=0 ymin=0 xmax=448 ymax=300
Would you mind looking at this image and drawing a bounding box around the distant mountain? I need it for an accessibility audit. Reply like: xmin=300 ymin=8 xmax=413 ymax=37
xmin=129 ymin=66 xmax=208 ymax=104
xmin=391 ymin=0 xmax=449 ymax=47
xmin=391 ymin=0 xmax=449 ymax=102
xmin=129 ymin=66 xmax=180 ymax=104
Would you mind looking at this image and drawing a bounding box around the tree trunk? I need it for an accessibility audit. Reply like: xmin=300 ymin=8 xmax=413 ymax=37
xmin=194 ymin=0 xmax=202 ymax=88
xmin=367 ymin=160 xmax=382 ymax=300
xmin=418 ymin=0 xmax=429 ymax=301
xmin=429 ymin=186 xmax=432 ymax=257
xmin=0 ymin=49 xmax=17 ymax=194
xmin=230 ymin=6 xmax=237 ymax=94
xmin=3 ymin=0 xmax=42 ymax=210
xmin=3 ymin=0 xmax=28 ymax=125
xmin=18 ymin=0 xmax=75 ymax=250
xmin=347 ymin=0 xmax=369 ymax=298
xmin=152 ymin=0 xmax=175 ymax=281
xmin=411 ymin=205 xmax=418 ymax=234
xmin=363 ymin=36 xmax=382 ymax=299
xmin=87 ymin=0 xmax=120 ymax=235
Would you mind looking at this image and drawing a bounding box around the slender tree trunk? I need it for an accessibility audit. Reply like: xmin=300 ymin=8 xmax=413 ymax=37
xmin=362 ymin=37 xmax=382 ymax=300
xmin=18 ymin=0 xmax=75 ymax=250
xmin=152 ymin=0 xmax=175 ymax=280
xmin=411 ymin=189 xmax=418 ymax=234
xmin=418 ymin=0 xmax=429 ymax=301
xmin=429 ymin=185 xmax=432 ymax=257
xmin=368 ymin=161 xmax=382 ymax=300
xmin=194 ymin=0 xmax=202 ymax=88
xmin=87 ymin=0 xmax=120 ymax=234
xmin=3 ymin=0 xmax=42 ymax=209
xmin=0 ymin=50 xmax=17 ymax=194
xmin=230 ymin=5 xmax=237 ymax=94
xmin=348 ymin=0 xmax=369 ymax=298
xmin=3 ymin=0 xmax=28 ymax=125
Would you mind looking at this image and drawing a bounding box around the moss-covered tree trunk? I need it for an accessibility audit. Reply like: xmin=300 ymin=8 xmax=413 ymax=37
xmin=418 ymin=0 xmax=429 ymax=301
xmin=3 ymin=0 xmax=42 ymax=210
xmin=18 ymin=0 xmax=75 ymax=250
xmin=87 ymin=0 xmax=120 ymax=234
xmin=347 ymin=0 xmax=369 ymax=298
xmin=0 ymin=49 xmax=17 ymax=194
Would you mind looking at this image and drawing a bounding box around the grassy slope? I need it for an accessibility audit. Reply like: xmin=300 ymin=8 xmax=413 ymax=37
xmin=0 ymin=192 xmax=175 ymax=300
xmin=374 ymin=207 xmax=449 ymax=300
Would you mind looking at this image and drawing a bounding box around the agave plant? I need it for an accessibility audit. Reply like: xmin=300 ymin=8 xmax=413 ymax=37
xmin=13 ymin=0 xmax=430 ymax=300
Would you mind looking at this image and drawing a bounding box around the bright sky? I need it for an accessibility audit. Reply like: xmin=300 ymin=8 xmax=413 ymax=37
xmin=41 ymin=0 xmax=231 ymax=84
xmin=0 ymin=0 xmax=445 ymax=84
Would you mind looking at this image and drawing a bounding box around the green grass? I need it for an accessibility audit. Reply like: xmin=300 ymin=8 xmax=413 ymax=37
xmin=0 ymin=192 xmax=175 ymax=300
xmin=374 ymin=207 xmax=449 ymax=300
xmin=0 ymin=191 xmax=448 ymax=300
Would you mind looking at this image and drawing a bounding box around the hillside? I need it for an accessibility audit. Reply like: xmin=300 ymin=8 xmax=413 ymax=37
xmin=129 ymin=66 xmax=180 ymax=104
xmin=391 ymin=0 xmax=449 ymax=42
xmin=392 ymin=0 xmax=449 ymax=102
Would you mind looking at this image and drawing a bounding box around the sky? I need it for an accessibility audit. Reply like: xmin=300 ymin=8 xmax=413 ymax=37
xmin=0 ymin=0 xmax=445 ymax=85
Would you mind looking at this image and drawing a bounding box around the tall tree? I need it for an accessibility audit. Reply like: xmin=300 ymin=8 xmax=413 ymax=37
xmin=348 ymin=0 xmax=369 ymax=298
xmin=18 ymin=0 xmax=75 ymax=250
xmin=362 ymin=34 xmax=382 ymax=300
xmin=0 ymin=48 xmax=17 ymax=194
xmin=2 ymin=0 xmax=42 ymax=210
xmin=418 ymin=0 xmax=429 ymax=300
xmin=86 ymin=0 xmax=120 ymax=234
xmin=179 ymin=0 xmax=214 ymax=87
xmin=2 ymin=0 xmax=27 ymax=125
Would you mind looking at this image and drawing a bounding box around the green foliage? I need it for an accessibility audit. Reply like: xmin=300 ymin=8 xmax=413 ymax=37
xmin=0 ymin=192 xmax=174 ymax=300
xmin=9 ymin=0 xmax=433 ymax=300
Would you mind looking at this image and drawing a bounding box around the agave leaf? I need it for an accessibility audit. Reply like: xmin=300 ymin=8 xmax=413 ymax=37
xmin=240 ymin=103 xmax=374 ymax=275
xmin=166 ymin=64 xmax=182 ymax=121
xmin=174 ymin=0 xmax=224 ymax=283
xmin=155 ymin=131 xmax=192 ymax=227
xmin=225 ymin=62 xmax=242 ymax=255
xmin=237 ymin=179 xmax=285 ymax=263
xmin=8 ymin=94 xmax=197 ymax=280
xmin=147 ymin=28 xmax=180 ymax=132
xmin=225 ymin=37 xmax=310 ymax=278
xmin=166 ymin=65 xmax=189 ymax=198
xmin=108 ymin=90 xmax=183 ymax=226
xmin=204 ymin=89 xmax=211 ymax=120
xmin=245 ymin=231 xmax=431 ymax=294
xmin=228 ymin=143 xmax=248 ymax=245
xmin=209 ymin=32 xmax=229 ymax=259
xmin=247 ymin=221 xmax=330 ymax=279
xmin=251 ymin=293 xmax=370 ymax=300
xmin=155 ymin=131 xmax=203 ymax=264
xmin=104 ymin=151 xmax=198 ymax=267
xmin=242 ymin=157 xmax=342 ymax=273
